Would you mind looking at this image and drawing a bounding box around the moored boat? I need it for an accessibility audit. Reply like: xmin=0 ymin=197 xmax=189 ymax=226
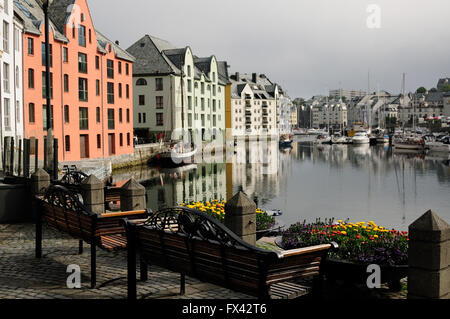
xmin=352 ymin=132 xmax=370 ymax=144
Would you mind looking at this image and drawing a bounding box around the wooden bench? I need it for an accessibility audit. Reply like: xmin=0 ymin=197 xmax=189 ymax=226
xmin=55 ymin=171 xmax=123 ymax=211
xmin=123 ymin=207 xmax=337 ymax=299
xmin=35 ymin=185 xmax=150 ymax=288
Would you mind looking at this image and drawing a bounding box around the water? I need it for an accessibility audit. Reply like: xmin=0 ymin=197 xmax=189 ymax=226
xmin=112 ymin=136 xmax=450 ymax=231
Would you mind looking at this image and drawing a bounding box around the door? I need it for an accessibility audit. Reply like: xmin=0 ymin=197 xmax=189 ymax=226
xmin=80 ymin=135 xmax=89 ymax=158
xmin=108 ymin=133 xmax=115 ymax=155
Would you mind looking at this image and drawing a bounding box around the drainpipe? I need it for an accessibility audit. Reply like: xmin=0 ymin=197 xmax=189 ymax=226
xmin=101 ymin=55 xmax=105 ymax=159
xmin=61 ymin=44 xmax=65 ymax=161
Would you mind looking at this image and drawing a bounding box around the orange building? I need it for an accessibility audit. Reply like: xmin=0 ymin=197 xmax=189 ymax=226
xmin=16 ymin=0 xmax=134 ymax=161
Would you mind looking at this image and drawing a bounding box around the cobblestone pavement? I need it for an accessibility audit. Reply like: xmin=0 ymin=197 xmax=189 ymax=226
xmin=0 ymin=224 xmax=406 ymax=299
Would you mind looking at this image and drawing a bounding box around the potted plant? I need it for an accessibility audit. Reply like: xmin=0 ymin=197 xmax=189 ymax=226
xmin=179 ymin=200 xmax=278 ymax=239
xmin=277 ymin=219 xmax=408 ymax=291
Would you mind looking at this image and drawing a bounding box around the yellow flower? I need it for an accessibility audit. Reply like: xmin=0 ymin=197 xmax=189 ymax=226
xmin=341 ymin=231 xmax=347 ymax=235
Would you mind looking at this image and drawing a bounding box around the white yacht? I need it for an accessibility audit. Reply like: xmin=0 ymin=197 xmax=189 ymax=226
xmin=352 ymin=132 xmax=370 ymax=144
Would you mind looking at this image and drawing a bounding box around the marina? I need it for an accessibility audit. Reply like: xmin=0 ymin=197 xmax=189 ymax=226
xmin=112 ymin=135 xmax=450 ymax=232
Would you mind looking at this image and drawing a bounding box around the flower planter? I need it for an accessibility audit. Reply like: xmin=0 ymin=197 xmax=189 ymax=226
xmin=274 ymin=237 xmax=407 ymax=292
xmin=322 ymin=258 xmax=408 ymax=292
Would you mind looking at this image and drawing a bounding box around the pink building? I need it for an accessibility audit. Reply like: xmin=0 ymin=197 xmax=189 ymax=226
xmin=16 ymin=0 xmax=134 ymax=161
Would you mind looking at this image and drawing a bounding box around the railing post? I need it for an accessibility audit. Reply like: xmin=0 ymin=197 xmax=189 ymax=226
xmin=120 ymin=178 xmax=146 ymax=211
xmin=35 ymin=138 xmax=39 ymax=173
xmin=408 ymin=210 xmax=450 ymax=299
xmin=24 ymin=139 xmax=31 ymax=178
xmin=80 ymin=175 xmax=105 ymax=215
xmin=224 ymin=191 xmax=257 ymax=246
xmin=10 ymin=137 xmax=14 ymax=176
xmin=18 ymin=139 xmax=22 ymax=177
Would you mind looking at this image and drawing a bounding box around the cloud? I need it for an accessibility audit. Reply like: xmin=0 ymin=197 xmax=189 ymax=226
xmin=88 ymin=0 xmax=450 ymax=98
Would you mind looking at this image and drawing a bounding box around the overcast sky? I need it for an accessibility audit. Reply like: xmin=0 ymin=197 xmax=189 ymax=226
xmin=88 ymin=0 xmax=450 ymax=99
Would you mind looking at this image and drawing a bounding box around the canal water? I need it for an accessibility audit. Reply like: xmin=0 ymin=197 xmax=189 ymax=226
xmin=112 ymin=136 xmax=450 ymax=231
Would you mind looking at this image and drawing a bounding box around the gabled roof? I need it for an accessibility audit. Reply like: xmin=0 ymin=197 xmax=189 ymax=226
xmin=217 ymin=61 xmax=230 ymax=85
xmin=126 ymin=34 xmax=177 ymax=75
xmin=96 ymin=31 xmax=135 ymax=62
xmin=48 ymin=0 xmax=75 ymax=35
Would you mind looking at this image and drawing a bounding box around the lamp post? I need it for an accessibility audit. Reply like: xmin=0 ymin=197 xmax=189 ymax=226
xmin=41 ymin=0 xmax=55 ymax=176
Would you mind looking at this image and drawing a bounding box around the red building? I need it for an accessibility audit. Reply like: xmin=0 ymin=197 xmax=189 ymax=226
xmin=16 ymin=0 xmax=134 ymax=161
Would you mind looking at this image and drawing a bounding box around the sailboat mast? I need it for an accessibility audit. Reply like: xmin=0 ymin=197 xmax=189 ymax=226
xmin=180 ymin=55 xmax=185 ymax=137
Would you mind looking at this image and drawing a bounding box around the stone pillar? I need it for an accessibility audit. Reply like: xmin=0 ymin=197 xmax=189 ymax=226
xmin=408 ymin=210 xmax=450 ymax=299
xmin=44 ymin=130 xmax=54 ymax=176
xmin=120 ymin=178 xmax=146 ymax=212
xmin=80 ymin=175 xmax=105 ymax=215
xmin=31 ymin=168 xmax=51 ymax=196
xmin=225 ymin=191 xmax=257 ymax=246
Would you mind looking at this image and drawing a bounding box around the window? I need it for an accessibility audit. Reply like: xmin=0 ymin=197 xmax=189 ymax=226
xmin=4 ymin=99 xmax=10 ymax=131
xmin=126 ymin=109 xmax=130 ymax=123
xmin=78 ymin=78 xmax=88 ymax=101
xmin=156 ymin=113 xmax=163 ymax=126
xmin=43 ymin=104 xmax=54 ymax=130
xmin=63 ymin=47 xmax=68 ymax=62
xmin=139 ymin=95 xmax=145 ymax=105
xmin=127 ymin=133 xmax=130 ymax=146
xmin=78 ymin=53 xmax=87 ymax=73
xmin=65 ymin=136 xmax=70 ymax=152
xmin=107 ymin=60 xmax=114 ymax=78
xmin=138 ymin=113 xmax=141 ymax=123
xmin=118 ymin=83 xmax=122 ymax=98
xmin=27 ymin=38 xmax=34 ymax=55
xmin=64 ymin=74 xmax=69 ymax=92
xmin=188 ymin=96 xmax=192 ymax=110
xmin=95 ymin=56 xmax=100 ymax=69
xmin=136 ymin=78 xmax=147 ymax=86
xmin=201 ymin=82 xmax=205 ymax=94
xmin=126 ymin=84 xmax=129 ymax=98
xmin=79 ymin=25 xmax=86 ymax=47
xmin=29 ymin=103 xmax=35 ymax=123
xmin=119 ymin=133 xmax=123 ymax=146
xmin=3 ymin=63 xmax=9 ymax=93
xmin=96 ymin=79 xmax=100 ymax=96
xmin=41 ymin=43 xmax=52 ymax=67
xmin=89 ymin=29 xmax=92 ymax=44
xmin=126 ymin=63 xmax=129 ymax=75
xmin=3 ymin=21 xmax=9 ymax=53
xmin=187 ymin=65 xmax=191 ymax=77
xmin=118 ymin=61 xmax=122 ymax=74
xmin=96 ymin=107 xmax=101 ymax=123
xmin=155 ymin=78 xmax=163 ymax=91
xmin=156 ymin=96 xmax=163 ymax=109
xmin=119 ymin=108 xmax=123 ymax=123
xmin=28 ymin=69 xmax=34 ymax=89
xmin=107 ymin=109 xmax=115 ymax=129
xmin=42 ymin=72 xmax=53 ymax=99
xmin=187 ymin=79 xmax=192 ymax=92
xmin=201 ymin=98 xmax=205 ymax=111
xmin=97 ymin=134 xmax=101 ymax=148
xmin=142 ymin=113 xmax=146 ymax=123
xmin=79 ymin=107 xmax=88 ymax=130
xmin=64 ymin=105 xmax=69 ymax=123
xmin=107 ymin=83 xmax=114 ymax=104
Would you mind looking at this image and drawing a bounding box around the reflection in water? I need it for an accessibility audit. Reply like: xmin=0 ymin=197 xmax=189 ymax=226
xmin=112 ymin=136 xmax=450 ymax=231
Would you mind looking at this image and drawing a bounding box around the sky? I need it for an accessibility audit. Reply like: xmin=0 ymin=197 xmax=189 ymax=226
xmin=87 ymin=0 xmax=450 ymax=99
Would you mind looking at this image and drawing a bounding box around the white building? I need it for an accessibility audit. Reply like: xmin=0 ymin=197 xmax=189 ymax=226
xmin=229 ymin=72 xmax=280 ymax=137
xmin=311 ymin=98 xmax=347 ymax=129
xmin=329 ymin=89 xmax=366 ymax=101
xmin=127 ymin=35 xmax=227 ymax=143
xmin=0 ymin=0 xmax=24 ymax=158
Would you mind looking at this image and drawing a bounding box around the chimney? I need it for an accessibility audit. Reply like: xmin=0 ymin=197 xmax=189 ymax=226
xmin=115 ymin=40 xmax=120 ymax=46
xmin=235 ymin=72 xmax=240 ymax=81
xmin=252 ymin=73 xmax=257 ymax=83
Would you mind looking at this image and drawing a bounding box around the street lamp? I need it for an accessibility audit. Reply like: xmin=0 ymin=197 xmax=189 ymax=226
xmin=42 ymin=0 xmax=53 ymax=131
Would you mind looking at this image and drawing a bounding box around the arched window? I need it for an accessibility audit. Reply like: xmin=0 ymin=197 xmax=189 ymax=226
xmin=136 ymin=78 xmax=147 ymax=86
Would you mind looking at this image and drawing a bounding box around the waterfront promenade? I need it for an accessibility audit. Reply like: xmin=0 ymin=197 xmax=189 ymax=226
xmin=0 ymin=223 xmax=406 ymax=299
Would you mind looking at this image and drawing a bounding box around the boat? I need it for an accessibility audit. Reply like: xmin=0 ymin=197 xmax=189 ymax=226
xmin=307 ymin=128 xmax=326 ymax=135
xmin=425 ymin=136 xmax=450 ymax=153
xmin=279 ymin=135 xmax=293 ymax=147
xmin=293 ymin=128 xmax=307 ymax=135
xmin=352 ymin=132 xmax=370 ymax=144
xmin=393 ymin=134 xmax=425 ymax=150
xmin=314 ymin=134 xmax=332 ymax=145
xmin=331 ymin=132 xmax=347 ymax=144
xmin=149 ymin=141 xmax=198 ymax=166
xmin=265 ymin=209 xmax=283 ymax=217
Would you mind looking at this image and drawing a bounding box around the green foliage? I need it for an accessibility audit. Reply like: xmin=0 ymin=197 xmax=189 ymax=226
xmin=416 ymin=87 xmax=427 ymax=94
xmin=441 ymin=84 xmax=450 ymax=92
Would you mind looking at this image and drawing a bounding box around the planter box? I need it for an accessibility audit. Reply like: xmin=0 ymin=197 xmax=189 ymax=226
xmin=323 ymin=259 xmax=407 ymax=291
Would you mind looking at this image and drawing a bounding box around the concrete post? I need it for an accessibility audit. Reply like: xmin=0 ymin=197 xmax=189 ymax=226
xmin=80 ymin=175 xmax=105 ymax=215
xmin=44 ymin=130 xmax=54 ymax=176
xmin=31 ymin=168 xmax=51 ymax=196
xmin=224 ymin=191 xmax=257 ymax=246
xmin=408 ymin=210 xmax=450 ymax=299
xmin=120 ymin=178 xmax=146 ymax=212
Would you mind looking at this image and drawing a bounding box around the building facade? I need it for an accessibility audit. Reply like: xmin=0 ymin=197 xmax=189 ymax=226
xmin=17 ymin=0 xmax=134 ymax=162
xmin=311 ymin=98 xmax=347 ymax=129
xmin=329 ymin=89 xmax=366 ymax=101
xmin=229 ymin=73 xmax=279 ymax=137
xmin=0 ymin=0 xmax=24 ymax=157
xmin=127 ymin=35 xmax=227 ymax=144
